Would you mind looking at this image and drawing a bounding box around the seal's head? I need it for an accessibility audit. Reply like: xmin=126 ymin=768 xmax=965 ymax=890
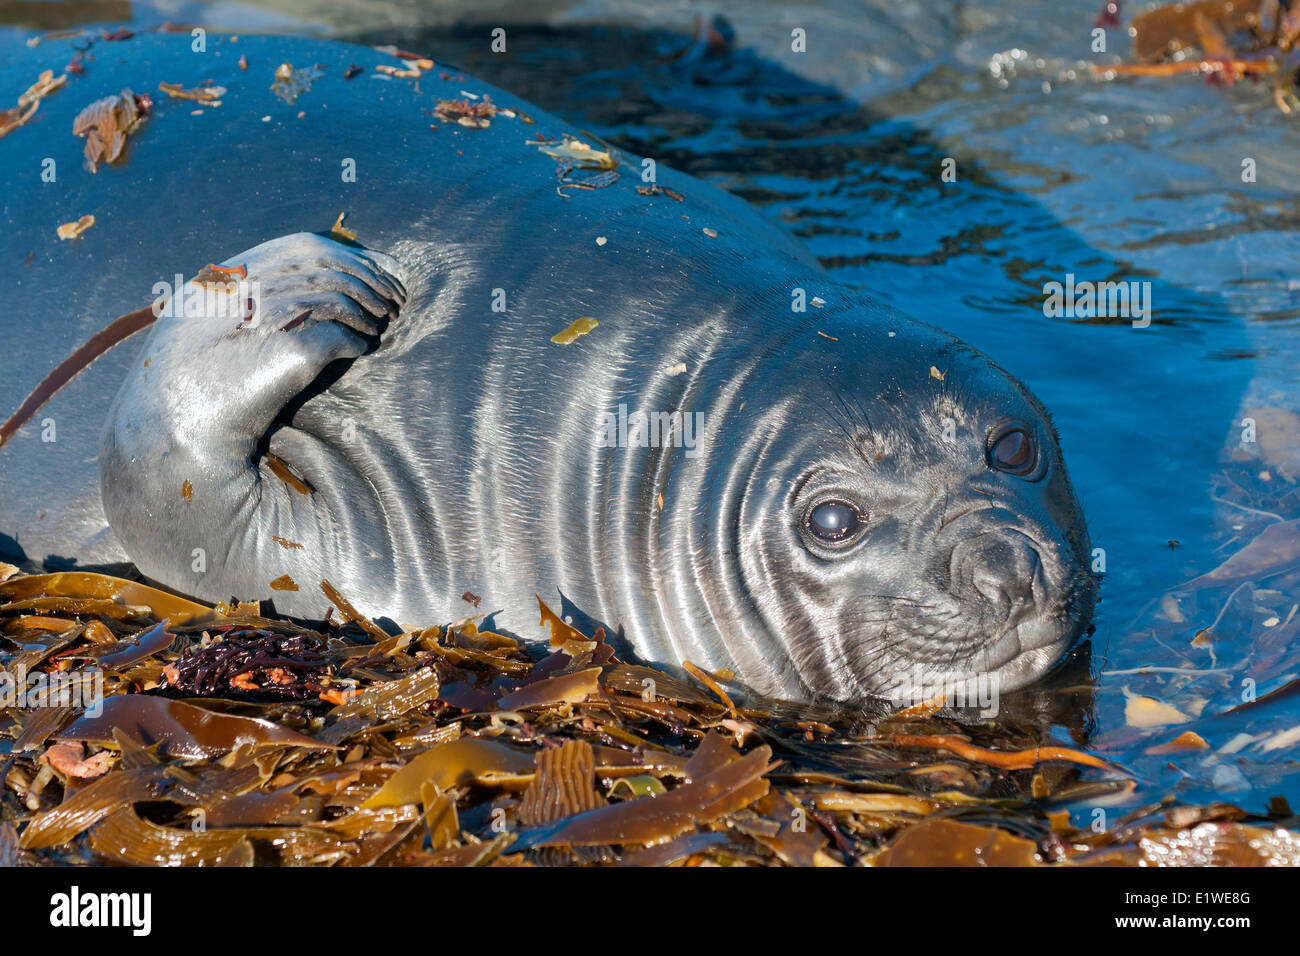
xmin=733 ymin=315 xmax=1096 ymax=703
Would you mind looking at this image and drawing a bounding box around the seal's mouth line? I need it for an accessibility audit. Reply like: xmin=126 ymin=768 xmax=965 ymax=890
xmin=867 ymin=598 xmax=1077 ymax=684
xmin=869 ymin=627 xmax=1072 ymax=698
xmin=985 ymin=637 xmax=1074 ymax=692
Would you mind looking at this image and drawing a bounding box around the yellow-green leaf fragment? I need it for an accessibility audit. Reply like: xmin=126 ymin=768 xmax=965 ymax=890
xmin=363 ymin=737 xmax=536 ymax=808
xmin=607 ymin=775 xmax=667 ymax=799
xmin=551 ymin=317 xmax=598 ymax=345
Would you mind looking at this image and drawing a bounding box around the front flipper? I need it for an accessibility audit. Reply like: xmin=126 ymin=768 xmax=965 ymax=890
xmin=100 ymin=232 xmax=405 ymax=608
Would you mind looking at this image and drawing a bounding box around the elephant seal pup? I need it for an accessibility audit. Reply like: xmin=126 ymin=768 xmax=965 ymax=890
xmin=4 ymin=34 xmax=1096 ymax=703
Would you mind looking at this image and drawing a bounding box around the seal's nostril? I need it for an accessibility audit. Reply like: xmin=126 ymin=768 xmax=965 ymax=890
xmin=961 ymin=534 xmax=1041 ymax=611
xmin=972 ymin=564 xmax=1009 ymax=608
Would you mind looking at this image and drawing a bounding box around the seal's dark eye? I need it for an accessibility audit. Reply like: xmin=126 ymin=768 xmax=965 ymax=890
xmin=806 ymin=500 xmax=862 ymax=542
xmin=989 ymin=429 xmax=1035 ymax=475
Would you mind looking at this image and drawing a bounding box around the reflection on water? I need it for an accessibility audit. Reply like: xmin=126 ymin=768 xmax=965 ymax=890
xmin=3 ymin=0 xmax=1299 ymax=815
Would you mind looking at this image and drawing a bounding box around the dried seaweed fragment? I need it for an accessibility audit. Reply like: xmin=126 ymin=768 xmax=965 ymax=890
xmin=84 ymin=618 xmax=174 ymax=668
xmin=376 ymin=64 xmax=421 ymax=79
xmin=1145 ymin=731 xmax=1211 ymax=755
xmin=21 ymin=766 xmax=168 ymax=850
xmin=433 ymin=96 xmax=497 ymax=128
xmin=734 ymin=792 xmax=833 ymax=866
xmin=328 ymin=665 xmax=439 ymax=719
xmin=498 ymin=667 xmax=601 ymax=710
xmin=363 ymin=737 xmax=536 ymax=808
xmin=0 ymin=571 xmax=217 ymax=625
xmin=551 ymin=317 xmax=598 ymax=345
xmin=0 ymin=100 xmax=39 ymax=139
xmin=636 ymin=184 xmax=685 ymax=201
xmin=89 ymin=804 xmax=325 ymax=866
xmin=519 ymin=740 xmax=607 ymax=825
xmin=12 ymin=705 xmax=76 ymax=752
xmin=205 ymin=767 xmax=362 ymax=827
xmin=271 ymin=63 xmax=322 ymax=104
xmin=330 ymin=211 xmax=358 ymax=241
xmin=885 ymin=733 xmax=1119 ymax=772
xmin=56 ymin=215 xmax=95 ymax=240
xmin=619 ymin=830 xmax=734 ymax=866
xmin=20 ymin=69 xmax=67 ymax=106
xmin=372 ymin=45 xmax=434 ymax=67
xmin=73 ymin=89 xmax=148 ymax=171
xmin=0 ymin=69 xmax=66 ymax=141
xmin=58 ymin=695 xmax=333 ymax=758
xmin=516 ymin=740 xmax=777 ymax=849
xmin=536 ymin=137 xmax=618 ymax=171
xmin=420 ymin=783 xmax=460 ymax=850
xmin=320 ymin=578 xmax=390 ymax=642
xmin=874 ymin=817 xmax=1042 ymax=866
xmin=519 ymin=739 xmax=609 ymax=864
xmin=158 ymin=81 xmax=225 ymax=106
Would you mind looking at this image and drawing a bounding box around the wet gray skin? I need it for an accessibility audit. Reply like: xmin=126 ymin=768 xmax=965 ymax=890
xmin=1 ymin=35 xmax=1096 ymax=703
xmin=100 ymin=230 xmax=1096 ymax=703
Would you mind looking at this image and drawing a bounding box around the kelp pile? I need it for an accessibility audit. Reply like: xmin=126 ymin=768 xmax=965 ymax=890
xmin=1 ymin=565 xmax=1297 ymax=866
